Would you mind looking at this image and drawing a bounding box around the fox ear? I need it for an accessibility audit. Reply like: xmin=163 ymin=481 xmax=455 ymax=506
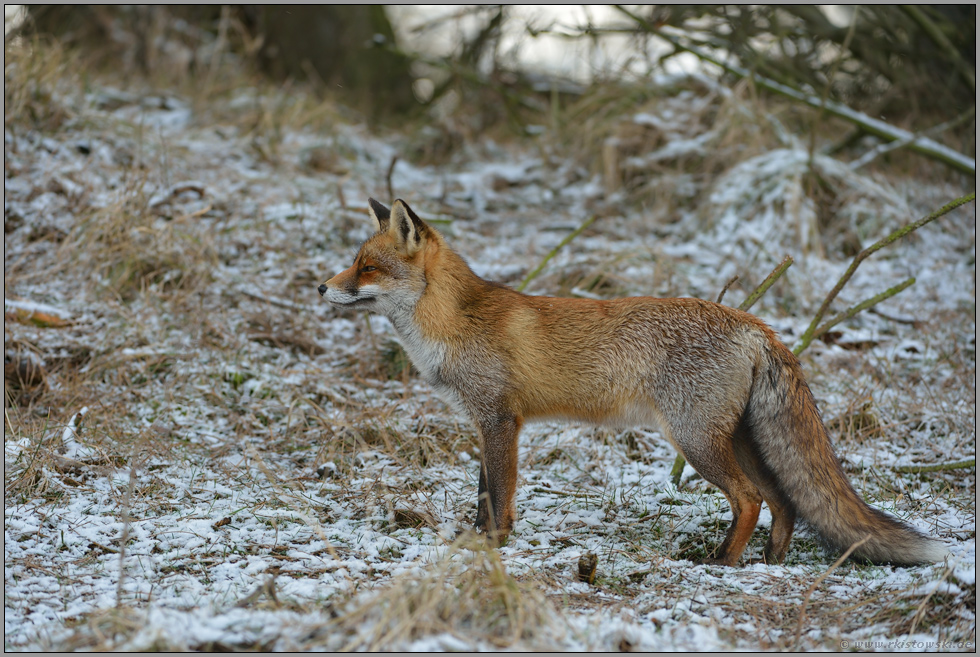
xmin=367 ymin=198 xmax=391 ymax=233
xmin=389 ymin=199 xmax=428 ymax=256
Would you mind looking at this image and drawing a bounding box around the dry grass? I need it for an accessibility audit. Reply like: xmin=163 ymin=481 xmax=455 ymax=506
xmin=4 ymin=36 xmax=73 ymax=133
xmin=325 ymin=537 xmax=564 ymax=651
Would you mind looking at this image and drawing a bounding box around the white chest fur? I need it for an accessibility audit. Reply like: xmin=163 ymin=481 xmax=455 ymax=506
xmin=386 ymin=307 xmax=468 ymax=414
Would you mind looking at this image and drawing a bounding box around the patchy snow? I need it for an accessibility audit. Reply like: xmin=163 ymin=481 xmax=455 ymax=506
xmin=4 ymin=66 xmax=975 ymax=652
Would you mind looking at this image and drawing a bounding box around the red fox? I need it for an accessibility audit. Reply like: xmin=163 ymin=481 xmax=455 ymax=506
xmin=318 ymin=198 xmax=946 ymax=567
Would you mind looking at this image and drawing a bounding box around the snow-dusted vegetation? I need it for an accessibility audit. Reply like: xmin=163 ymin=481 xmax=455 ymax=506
xmin=4 ymin=16 xmax=975 ymax=651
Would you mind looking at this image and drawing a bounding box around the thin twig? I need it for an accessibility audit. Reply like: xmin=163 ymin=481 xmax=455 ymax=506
xmin=739 ymin=255 xmax=794 ymax=312
xmin=795 ymin=193 xmax=974 ymax=354
xmin=337 ymin=180 xmax=347 ymax=209
xmin=386 ymin=155 xmax=399 ymax=201
xmin=201 ymin=5 xmax=231 ymax=98
xmin=235 ymin=576 xmax=280 ymax=608
xmin=906 ymin=564 xmax=955 ymax=638
xmin=801 ymin=277 xmax=916 ymax=352
xmin=715 ymin=275 xmax=739 ymax=304
xmin=531 ymin=486 xmax=595 ymax=499
xmin=516 ymin=215 xmax=597 ymax=292
xmin=174 ymin=202 xmax=212 ymax=223
xmin=240 ymin=288 xmax=306 ymax=312
xmin=792 ymin=536 xmax=870 ymax=649
xmin=867 ymin=307 xmax=920 ymax=326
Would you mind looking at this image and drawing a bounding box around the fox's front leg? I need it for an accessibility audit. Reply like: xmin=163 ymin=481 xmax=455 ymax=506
xmin=473 ymin=412 xmax=522 ymax=544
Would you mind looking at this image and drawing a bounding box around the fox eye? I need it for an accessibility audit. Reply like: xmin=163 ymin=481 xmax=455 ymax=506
xmin=360 ymin=265 xmax=377 ymax=273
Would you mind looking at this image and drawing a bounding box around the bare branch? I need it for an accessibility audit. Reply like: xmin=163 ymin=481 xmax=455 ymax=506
xmin=795 ymin=193 xmax=975 ymax=354
xmin=517 ymin=215 xmax=598 ymax=292
xmin=800 ymin=277 xmax=916 ymax=354
xmin=715 ymin=275 xmax=740 ymax=304
xmin=894 ymin=459 xmax=975 ymax=474
xmin=739 ymin=256 xmax=794 ymax=312
xmin=614 ymin=6 xmax=976 ymax=175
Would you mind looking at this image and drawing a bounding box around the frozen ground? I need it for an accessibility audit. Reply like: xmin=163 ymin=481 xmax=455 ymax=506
xmin=4 ymin=64 xmax=976 ymax=651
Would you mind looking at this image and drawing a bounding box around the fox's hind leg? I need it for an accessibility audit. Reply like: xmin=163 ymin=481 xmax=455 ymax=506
xmin=730 ymin=417 xmax=796 ymax=564
xmin=672 ymin=427 xmax=764 ymax=566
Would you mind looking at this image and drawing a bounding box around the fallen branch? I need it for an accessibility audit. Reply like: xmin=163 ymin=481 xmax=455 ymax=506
xmin=894 ymin=459 xmax=975 ymax=474
xmin=850 ymin=107 xmax=976 ymax=171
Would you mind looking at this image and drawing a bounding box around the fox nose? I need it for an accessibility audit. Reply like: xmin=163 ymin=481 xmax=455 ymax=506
xmin=317 ymin=284 xmax=327 ymax=296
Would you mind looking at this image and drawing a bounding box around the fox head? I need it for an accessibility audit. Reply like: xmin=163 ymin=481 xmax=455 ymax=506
xmin=318 ymin=198 xmax=431 ymax=314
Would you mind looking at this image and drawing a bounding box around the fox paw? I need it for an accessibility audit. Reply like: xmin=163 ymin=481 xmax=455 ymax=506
xmin=470 ymin=522 xmax=510 ymax=548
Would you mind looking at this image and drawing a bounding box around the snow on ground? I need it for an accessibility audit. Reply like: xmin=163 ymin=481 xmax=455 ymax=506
xmin=4 ymin=70 xmax=976 ymax=651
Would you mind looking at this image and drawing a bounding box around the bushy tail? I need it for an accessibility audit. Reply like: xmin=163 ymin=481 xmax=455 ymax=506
xmin=746 ymin=341 xmax=946 ymax=565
